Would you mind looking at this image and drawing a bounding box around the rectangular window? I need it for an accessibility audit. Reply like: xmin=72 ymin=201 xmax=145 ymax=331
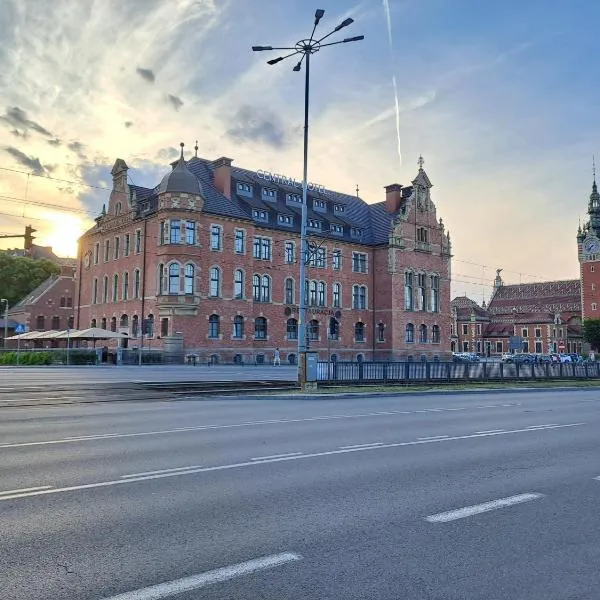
xmin=593 ymin=303 xmax=598 ymax=310
xmin=285 ymin=278 xmax=294 ymax=304
xmin=477 ymin=323 xmax=482 ymax=335
xmin=522 ymin=328 xmax=528 ymax=337
xmin=332 ymin=283 xmax=341 ymax=308
xmin=114 ymin=236 xmax=120 ymax=260
xmin=313 ymin=199 xmax=326 ymax=210
xmin=102 ymin=277 xmax=108 ymax=303
xmin=262 ymin=187 xmax=276 ymax=200
xmin=135 ymin=229 xmax=142 ymax=254
xmin=104 ymin=240 xmax=110 ymax=262
xmin=210 ymin=224 xmax=222 ymax=250
xmin=332 ymin=250 xmax=341 ymax=270
xmin=94 ymin=243 xmax=99 ymax=265
xmin=52 ymin=316 xmax=60 ymax=330
xmin=308 ymin=247 xmax=326 ymax=268
xmin=92 ymin=279 xmax=98 ymax=304
xmin=123 ymin=272 xmax=129 ymax=300
xmin=592 ymin=266 xmax=596 ymax=273
xmin=233 ymin=317 xmax=244 ymax=338
xmin=330 ymin=224 xmax=343 ymax=234
xmin=278 ymin=214 xmax=293 ymax=225
xmin=234 ymin=270 xmax=244 ymax=299
xmin=352 ymin=285 xmax=367 ymax=309
xmin=535 ymin=328 xmax=541 ymax=337
xmin=284 ymin=241 xmax=295 ymax=264
xmin=252 ymin=209 xmax=268 ymax=222
xmin=496 ymin=341 xmax=503 ymax=353
xmin=236 ymin=182 xmax=253 ymax=197
xmin=417 ymin=274 xmax=426 ymax=311
xmin=404 ymin=272 xmax=413 ymax=311
xmin=462 ymin=341 xmax=469 ymax=352
xmin=308 ymin=219 xmax=322 ymax=230
xmin=112 ymin=274 xmax=118 ymax=302
xmin=186 ymin=221 xmax=196 ymax=245
xmin=352 ymin=252 xmax=367 ymax=273
xmin=523 ymin=341 xmax=530 ymax=352
xmin=124 ymin=234 xmax=130 ymax=257
xmin=134 ymin=270 xmax=141 ymax=299
xmin=351 ymin=227 xmax=362 ymax=239
xmin=535 ymin=341 xmax=543 ymax=353
xmin=462 ymin=324 xmax=468 ymax=335
xmin=286 ymin=193 xmax=302 ymax=203
xmin=170 ymin=220 xmax=181 ymax=244
xmin=334 ymin=204 xmax=345 ymax=213
xmin=234 ymin=229 xmax=245 ymax=254
xmin=253 ymin=237 xmax=271 ymax=260
xmin=593 ymin=283 xmax=597 ymax=291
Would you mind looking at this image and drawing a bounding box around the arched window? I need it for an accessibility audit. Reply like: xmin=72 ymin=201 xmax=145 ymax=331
xmin=91 ymin=318 xmax=97 ymax=328
xmin=184 ymin=264 xmax=195 ymax=294
xmin=209 ymin=267 xmax=221 ymax=297
xmin=101 ymin=317 xmax=107 ymax=330
xmin=430 ymin=275 xmax=440 ymax=312
xmin=120 ymin=314 xmax=128 ymax=328
xmin=132 ymin=315 xmax=139 ymax=337
xmin=234 ymin=269 xmax=244 ymax=299
xmin=115 ymin=202 xmax=122 ymax=215
xmin=168 ymin=264 xmax=180 ymax=294
xmin=110 ymin=317 xmax=117 ymax=332
xmin=354 ymin=322 xmax=365 ymax=342
xmin=309 ymin=280 xmax=317 ymax=306
xmin=112 ymin=274 xmax=119 ymax=302
xmin=317 ymin=282 xmax=326 ymax=307
xmin=286 ymin=318 xmax=298 ymax=340
xmin=432 ymin=324 xmax=440 ymax=343
xmin=377 ymin=322 xmax=385 ymax=342
xmin=146 ymin=314 xmax=154 ymax=337
xmin=405 ymin=323 xmax=414 ymax=343
xmin=308 ymin=319 xmax=319 ymax=341
xmin=92 ymin=278 xmax=98 ymax=304
xmin=329 ymin=317 xmax=339 ymax=340
xmin=134 ymin=269 xmax=141 ymax=299
xmin=332 ymin=283 xmax=341 ymax=308
xmin=123 ymin=271 xmax=129 ymax=300
xmin=252 ymin=275 xmax=261 ymax=301
xmin=35 ymin=315 xmax=45 ymax=330
xmin=419 ymin=324 xmax=428 ymax=343
xmin=260 ymin=275 xmax=271 ymax=302
xmin=284 ymin=278 xmax=294 ymax=304
xmin=254 ymin=317 xmax=267 ymax=339
xmin=208 ymin=314 xmax=220 ymax=338
xmin=417 ymin=273 xmax=426 ymax=311
xmin=102 ymin=276 xmax=108 ymax=303
xmin=404 ymin=272 xmax=414 ymax=310
xmin=233 ymin=315 xmax=244 ymax=338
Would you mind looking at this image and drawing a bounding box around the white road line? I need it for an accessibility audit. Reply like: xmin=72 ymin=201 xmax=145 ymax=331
xmin=526 ymin=424 xmax=558 ymax=429
xmin=251 ymin=452 xmax=303 ymax=461
xmin=339 ymin=442 xmax=384 ymax=449
xmin=425 ymin=493 xmax=544 ymax=523
xmin=474 ymin=429 xmax=504 ymax=434
xmin=120 ymin=466 xmax=203 ymax=479
xmin=0 ymin=404 xmax=520 ymax=450
xmin=0 ymin=422 xmax=584 ymax=503
xmin=0 ymin=485 xmax=53 ymax=496
xmin=101 ymin=552 xmax=302 ymax=599
xmin=417 ymin=435 xmax=449 ymax=441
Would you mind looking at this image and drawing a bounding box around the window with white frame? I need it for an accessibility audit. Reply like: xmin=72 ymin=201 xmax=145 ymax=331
xmin=285 ymin=241 xmax=295 ymax=264
xmin=170 ymin=219 xmax=181 ymax=244
xmin=168 ymin=264 xmax=179 ymax=294
xmin=285 ymin=278 xmax=294 ymax=304
xmin=134 ymin=269 xmax=141 ymax=299
xmin=317 ymin=281 xmax=326 ymax=307
xmin=92 ymin=278 xmax=98 ymax=304
xmin=308 ymin=218 xmax=322 ymax=230
xmin=209 ymin=267 xmax=221 ymax=297
xmin=104 ymin=239 xmax=110 ymax=262
xmin=352 ymin=252 xmax=367 ymax=273
xmin=535 ymin=327 xmax=541 ymax=337
xmin=308 ymin=319 xmax=320 ymax=340
xmin=332 ymin=249 xmax=341 ymax=270
xmin=352 ymin=285 xmax=367 ymax=309
xmin=308 ymin=280 xmax=317 ymax=306
xmin=351 ymin=227 xmax=362 ymax=239
xmin=112 ymin=274 xmax=119 ymax=302
xmin=334 ymin=204 xmax=345 ymax=213
xmin=332 ymin=282 xmax=341 ymax=308
xmin=254 ymin=317 xmax=267 ymax=339
xmin=234 ymin=269 xmax=244 ymax=299
xmin=430 ymin=275 xmax=440 ymax=312
xmin=185 ymin=221 xmax=196 ymax=245
xmin=278 ymin=214 xmax=293 ymax=225
xmin=313 ymin=199 xmax=326 ymax=210
xmin=593 ymin=302 xmax=598 ymax=310
xmin=477 ymin=323 xmax=482 ymax=335
xmin=135 ymin=229 xmax=142 ymax=253
xmin=354 ymin=322 xmax=365 ymax=342
xmin=286 ymin=193 xmax=302 ymax=203
xmin=184 ymin=264 xmax=194 ymax=294
xmin=417 ymin=274 xmax=426 ymax=311
xmin=233 ymin=315 xmax=244 ymax=338
xmin=94 ymin=242 xmax=99 ymax=265
xmin=123 ymin=271 xmax=129 ymax=300
xmin=496 ymin=341 xmax=503 ymax=353
xmin=208 ymin=314 xmax=220 ymax=338
xmin=308 ymin=246 xmax=326 ymax=268
xmin=432 ymin=325 xmax=440 ymax=343
xmin=253 ymin=237 xmax=271 ymax=260
xmin=404 ymin=272 xmax=414 ymax=310
xmin=262 ymin=187 xmax=276 ymax=200
xmin=252 ymin=275 xmax=270 ymax=302
xmin=124 ymin=233 xmax=130 ymax=257
xmin=210 ymin=225 xmax=222 ymax=250
xmin=114 ymin=237 xmax=120 ymax=260
xmin=234 ymin=229 xmax=245 ymax=254
xmin=330 ymin=224 xmax=343 ymax=234
xmin=237 ymin=182 xmax=253 ymax=197
xmin=462 ymin=324 xmax=468 ymax=335
xmin=252 ymin=209 xmax=268 ymax=222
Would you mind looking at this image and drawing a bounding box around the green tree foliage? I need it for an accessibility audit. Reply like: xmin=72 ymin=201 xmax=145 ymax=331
xmin=582 ymin=318 xmax=600 ymax=351
xmin=0 ymin=253 xmax=60 ymax=307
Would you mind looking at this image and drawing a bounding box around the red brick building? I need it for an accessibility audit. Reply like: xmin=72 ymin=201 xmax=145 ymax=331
xmin=451 ymin=270 xmax=582 ymax=356
xmin=75 ymin=147 xmax=452 ymax=364
xmin=578 ymin=177 xmax=600 ymax=322
xmin=7 ymin=264 xmax=77 ymax=343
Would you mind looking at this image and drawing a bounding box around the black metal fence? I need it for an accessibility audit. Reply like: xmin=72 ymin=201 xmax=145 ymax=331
xmin=317 ymin=360 xmax=600 ymax=383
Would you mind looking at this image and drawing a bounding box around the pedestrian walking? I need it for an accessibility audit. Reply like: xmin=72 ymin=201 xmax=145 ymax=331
xmin=273 ymin=347 xmax=281 ymax=366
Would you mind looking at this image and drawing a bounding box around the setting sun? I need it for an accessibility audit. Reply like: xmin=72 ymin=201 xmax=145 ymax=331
xmin=40 ymin=212 xmax=89 ymax=258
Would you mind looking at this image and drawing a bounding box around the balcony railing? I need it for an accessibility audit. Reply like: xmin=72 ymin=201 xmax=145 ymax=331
xmin=415 ymin=241 xmax=432 ymax=252
xmin=156 ymin=294 xmax=200 ymax=306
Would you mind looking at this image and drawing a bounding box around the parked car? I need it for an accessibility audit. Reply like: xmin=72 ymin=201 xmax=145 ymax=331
xmin=504 ymin=353 xmax=536 ymax=364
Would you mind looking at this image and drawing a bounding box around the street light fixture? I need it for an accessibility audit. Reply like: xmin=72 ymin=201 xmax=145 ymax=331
xmin=252 ymin=9 xmax=364 ymax=388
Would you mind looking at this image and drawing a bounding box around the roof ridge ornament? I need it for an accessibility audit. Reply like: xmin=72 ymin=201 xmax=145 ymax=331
xmin=195 ymin=140 xmax=198 ymax=158
xmin=417 ymin=154 xmax=424 ymax=171
xmin=179 ymin=142 xmax=184 ymax=160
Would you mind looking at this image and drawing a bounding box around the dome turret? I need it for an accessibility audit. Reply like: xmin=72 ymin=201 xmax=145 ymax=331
xmin=158 ymin=143 xmax=202 ymax=196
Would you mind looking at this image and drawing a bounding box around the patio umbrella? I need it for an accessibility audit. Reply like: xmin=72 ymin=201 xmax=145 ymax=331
xmin=60 ymin=327 xmax=128 ymax=348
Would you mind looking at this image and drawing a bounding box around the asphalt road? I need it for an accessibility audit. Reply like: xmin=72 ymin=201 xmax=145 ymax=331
xmin=2 ymin=388 xmax=600 ymax=599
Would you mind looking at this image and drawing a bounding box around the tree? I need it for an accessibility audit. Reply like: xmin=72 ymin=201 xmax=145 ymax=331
xmin=582 ymin=318 xmax=600 ymax=351
xmin=0 ymin=253 xmax=60 ymax=308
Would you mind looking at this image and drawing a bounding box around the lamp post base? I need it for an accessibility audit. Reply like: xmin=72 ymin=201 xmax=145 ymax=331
xmin=298 ymin=350 xmax=307 ymax=389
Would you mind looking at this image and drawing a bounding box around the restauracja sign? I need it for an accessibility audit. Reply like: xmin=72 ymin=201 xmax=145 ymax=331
xmin=256 ymin=169 xmax=326 ymax=194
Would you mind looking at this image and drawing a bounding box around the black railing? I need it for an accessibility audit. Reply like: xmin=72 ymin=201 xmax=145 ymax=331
xmin=317 ymin=361 xmax=600 ymax=383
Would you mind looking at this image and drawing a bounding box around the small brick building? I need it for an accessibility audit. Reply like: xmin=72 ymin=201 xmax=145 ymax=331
xmin=75 ymin=147 xmax=452 ymax=364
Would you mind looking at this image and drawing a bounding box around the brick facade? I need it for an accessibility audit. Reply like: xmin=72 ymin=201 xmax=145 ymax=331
xmin=76 ymin=151 xmax=452 ymax=363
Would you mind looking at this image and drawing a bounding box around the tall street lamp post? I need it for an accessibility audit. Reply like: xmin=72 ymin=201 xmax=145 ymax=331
xmin=252 ymin=9 xmax=364 ymax=388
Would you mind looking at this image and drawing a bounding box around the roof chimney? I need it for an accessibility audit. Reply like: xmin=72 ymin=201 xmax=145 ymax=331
xmin=212 ymin=157 xmax=233 ymax=199
xmin=385 ymin=183 xmax=403 ymax=213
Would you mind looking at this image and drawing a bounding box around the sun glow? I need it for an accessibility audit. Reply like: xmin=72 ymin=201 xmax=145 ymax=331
xmin=40 ymin=212 xmax=89 ymax=258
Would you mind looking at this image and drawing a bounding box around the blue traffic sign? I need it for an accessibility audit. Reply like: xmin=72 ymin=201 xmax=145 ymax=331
xmin=14 ymin=324 xmax=28 ymax=334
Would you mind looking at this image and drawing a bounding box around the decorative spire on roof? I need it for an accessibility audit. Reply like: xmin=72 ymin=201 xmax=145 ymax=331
xmin=179 ymin=142 xmax=184 ymax=160
xmin=417 ymin=154 xmax=424 ymax=171
xmin=356 ymin=184 xmax=359 ymax=198
xmin=194 ymin=140 xmax=198 ymax=158
xmin=589 ymin=156 xmax=600 ymax=211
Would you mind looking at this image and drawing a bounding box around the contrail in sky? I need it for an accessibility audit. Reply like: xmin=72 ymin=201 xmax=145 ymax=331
xmin=382 ymin=0 xmax=402 ymax=167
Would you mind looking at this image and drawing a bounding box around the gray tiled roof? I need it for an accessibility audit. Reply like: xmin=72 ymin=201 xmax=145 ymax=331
xmin=126 ymin=156 xmax=423 ymax=245
xmin=13 ymin=275 xmax=59 ymax=307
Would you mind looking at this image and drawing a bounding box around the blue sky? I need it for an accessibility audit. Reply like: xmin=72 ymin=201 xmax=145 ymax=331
xmin=0 ymin=0 xmax=598 ymax=300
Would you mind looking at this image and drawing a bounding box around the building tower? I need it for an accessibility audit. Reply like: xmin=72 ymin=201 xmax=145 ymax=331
xmin=578 ymin=166 xmax=600 ymax=320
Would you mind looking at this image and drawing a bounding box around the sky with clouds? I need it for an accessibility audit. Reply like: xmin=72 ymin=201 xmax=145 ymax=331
xmin=0 ymin=0 xmax=598 ymax=301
